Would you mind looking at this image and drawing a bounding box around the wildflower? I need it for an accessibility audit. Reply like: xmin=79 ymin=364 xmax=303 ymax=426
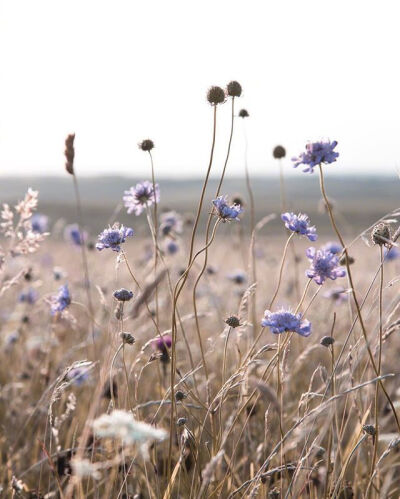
xmin=320 ymin=336 xmax=335 ymax=347
xmin=225 ymin=315 xmax=241 ymax=328
xmin=67 ymin=367 xmax=89 ymax=386
xmin=175 ymin=390 xmax=187 ymax=401
xmin=113 ymin=288 xmax=134 ymax=302
xmin=50 ymin=284 xmax=71 ymax=315
xmin=292 ymin=140 xmax=339 ymax=173
xmin=306 ymin=247 xmax=346 ymax=285
xmin=92 ymin=409 xmax=167 ymax=458
xmin=19 ymin=288 xmax=38 ymax=305
xmin=281 ymin=212 xmax=317 ymax=241
xmin=212 ymin=195 xmax=243 ymax=222
xmin=238 ymin=109 xmax=249 ymax=118
xmin=138 ymin=139 xmax=154 ymax=151
xmin=323 ymin=286 xmax=348 ymax=304
xmin=96 ymin=223 xmax=134 ymax=252
xmin=227 ymin=270 xmax=247 ymax=285
xmin=273 ymin=145 xmax=286 ymax=159
xmin=207 ymin=86 xmax=225 ymax=105
xmin=322 ymin=241 xmax=342 ymax=255
xmin=371 ymin=223 xmax=391 ymax=247
xmin=123 ymin=181 xmax=160 ymax=216
xmin=64 ymin=224 xmax=87 ymax=246
xmin=384 ymin=246 xmax=400 ymax=261
xmin=159 ymin=210 xmax=183 ymax=235
xmin=120 ymin=332 xmax=135 ymax=344
xmin=31 ymin=213 xmax=49 ymax=233
xmin=165 ymin=240 xmax=179 ymax=255
xmin=226 ymin=81 xmax=242 ymax=97
xmin=154 ymin=334 xmax=172 ymax=364
xmin=261 ymin=309 xmax=311 ymax=337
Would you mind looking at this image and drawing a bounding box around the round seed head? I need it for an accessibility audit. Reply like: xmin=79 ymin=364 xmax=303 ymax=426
xmin=273 ymin=145 xmax=286 ymax=159
xmin=339 ymin=254 xmax=355 ymax=266
xmin=225 ymin=315 xmax=241 ymax=328
xmin=238 ymin=108 xmax=249 ymax=118
xmin=320 ymin=336 xmax=335 ymax=347
xmin=120 ymin=332 xmax=135 ymax=345
xmin=175 ymin=390 xmax=187 ymax=401
xmin=226 ymin=80 xmax=242 ymax=97
xmin=207 ymin=86 xmax=226 ymax=105
xmin=232 ymin=194 xmax=244 ymax=206
xmin=139 ymin=139 xmax=154 ymax=151
xmin=363 ymin=424 xmax=376 ymax=436
xmin=371 ymin=223 xmax=391 ymax=246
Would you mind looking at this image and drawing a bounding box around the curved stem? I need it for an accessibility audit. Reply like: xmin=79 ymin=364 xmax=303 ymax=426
xmin=269 ymin=232 xmax=295 ymax=309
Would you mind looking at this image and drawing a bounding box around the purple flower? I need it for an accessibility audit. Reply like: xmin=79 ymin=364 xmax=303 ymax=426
xmin=19 ymin=288 xmax=38 ymax=305
xmin=123 ymin=181 xmax=160 ymax=216
xmin=281 ymin=212 xmax=317 ymax=241
xmin=67 ymin=367 xmax=89 ymax=386
xmin=212 ymin=195 xmax=243 ymax=222
xmin=322 ymin=241 xmax=343 ymax=255
xmin=227 ymin=270 xmax=247 ymax=285
xmin=261 ymin=309 xmax=311 ymax=337
xmin=113 ymin=288 xmax=134 ymax=301
xmin=166 ymin=240 xmax=179 ymax=255
xmin=31 ymin=213 xmax=49 ymax=233
xmin=154 ymin=334 xmax=172 ymax=351
xmin=96 ymin=223 xmax=134 ymax=252
xmin=51 ymin=284 xmax=71 ymax=315
xmin=64 ymin=224 xmax=87 ymax=246
xmin=306 ymin=247 xmax=346 ymax=285
xmin=384 ymin=247 xmax=400 ymax=262
xmin=292 ymin=140 xmax=339 ymax=173
xmin=160 ymin=211 xmax=183 ymax=236
xmin=323 ymin=286 xmax=348 ymax=304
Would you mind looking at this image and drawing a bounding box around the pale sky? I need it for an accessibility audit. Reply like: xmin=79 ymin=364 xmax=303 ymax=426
xmin=1 ymin=0 xmax=400 ymax=178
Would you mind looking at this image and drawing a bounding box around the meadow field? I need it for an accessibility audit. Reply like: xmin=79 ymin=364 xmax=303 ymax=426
xmin=2 ymin=85 xmax=400 ymax=498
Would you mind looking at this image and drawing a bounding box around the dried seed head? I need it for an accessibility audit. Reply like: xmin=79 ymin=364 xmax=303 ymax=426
xmin=232 ymin=194 xmax=244 ymax=206
xmin=362 ymin=424 xmax=376 ymax=436
xmin=371 ymin=223 xmax=391 ymax=246
xmin=238 ymin=108 xmax=249 ymax=118
xmin=65 ymin=134 xmax=75 ymax=175
xmin=207 ymin=86 xmax=226 ymax=105
xmin=226 ymin=81 xmax=242 ymax=97
xmin=273 ymin=145 xmax=286 ymax=159
xmin=320 ymin=336 xmax=335 ymax=347
xmin=225 ymin=315 xmax=241 ymax=328
xmin=138 ymin=139 xmax=154 ymax=151
xmin=120 ymin=332 xmax=135 ymax=345
xmin=339 ymin=254 xmax=355 ymax=266
xmin=175 ymin=390 xmax=187 ymax=401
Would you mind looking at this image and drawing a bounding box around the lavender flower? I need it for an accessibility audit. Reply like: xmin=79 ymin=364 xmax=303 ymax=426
xmin=322 ymin=241 xmax=343 ymax=255
xmin=51 ymin=284 xmax=71 ymax=315
xmin=67 ymin=367 xmax=89 ymax=386
xmin=31 ymin=213 xmax=49 ymax=233
xmin=306 ymin=247 xmax=346 ymax=285
xmin=64 ymin=224 xmax=87 ymax=246
xmin=154 ymin=334 xmax=172 ymax=364
xmin=159 ymin=210 xmax=183 ymax=236
xmin=281 ymin=212 xmax=317 ymax=241
xmin=292 ymin=140 xmax=339 ymax=173
xmin=113 ymin=288 xmax=134 ymax=301
xmin=96 ymin=223 xmax=134 ymax=252
xmin=19 ymin=288 xmax=38 ymax=305
xmin=165 ymin=240 xmax=179 ymax=255
xmin=261 ymin=309 xmax=311 ymax=337
xmin=384 ymin=247 xmax=400 ymax=261
xmin=227 ymin=270 xmax=247 ymax=285
xmin=212 ymin=196 xmax=243 ymax=222
xmin=123 ymin=181 xmax=160 ymax=216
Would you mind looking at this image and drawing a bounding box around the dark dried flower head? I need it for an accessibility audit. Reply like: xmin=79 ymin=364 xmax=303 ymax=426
xmin=320 ymin=336 xmax=335 ymax=347
xmin=139 ymin=139 xmax=154 ymax=151
xmin=232 ymin=194 xmax=244 ymax=206
xmin=207 ymin=86 xmax=225 ymax=105
xmin=238 ymin=108 xmax=249 ymax=118
xmin=273 ymin=145 xmax=286 ymax=159
xmin=371 ymin=223 xmax=391 ymax=246
xmin=226 ymin=81 xmax=242 ymax=97
xmin=339 ymin=254 xmax=355 ymax=266
xmin=175 ymin=390 xmax=187 ymax=401
xmin=225 ymin=315 xmax=241 ymax=328
xmin=362 ymin=424 xmax=376 ymax=436
xmin=65 ymin=133 xmax=75 ymax=175
xmin=120 ymin=332 xmax=135 ymax=345
xmin=113 ymin=288 xmax=134 ymax=302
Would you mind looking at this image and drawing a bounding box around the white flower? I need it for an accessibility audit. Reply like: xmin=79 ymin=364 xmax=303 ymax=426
xmin=92 ymin=410 xmax=168 ymax=458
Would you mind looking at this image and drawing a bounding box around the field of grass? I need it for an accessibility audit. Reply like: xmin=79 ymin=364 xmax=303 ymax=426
xmin=1 ymin=91 xmax=400 ymax=498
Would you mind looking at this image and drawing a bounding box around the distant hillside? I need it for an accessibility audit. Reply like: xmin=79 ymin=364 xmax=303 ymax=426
xmin=0 ymin=175 xmax=398 ymax=236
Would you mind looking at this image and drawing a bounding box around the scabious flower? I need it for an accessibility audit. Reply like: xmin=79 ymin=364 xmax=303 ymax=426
xmin=306 ymin=247 xmax=346 ymax=285
xmin=165 ymin=240 xmax=179 ymax=255
xmin=67 ymin=367 xmax=89 ymax=386
xmin=123 ymin=181 xmax=160 ymax=216
xmin=64 ymin=224 xmax=87 ymax=246
xmin=322 ymin=241 xmax=343 ymax=255
xmin=261 ymin=309 xmax=311 ymax=337
xmin=31 ymin=213 xmax=49 ymax=233
xmin=96 ymin=223 xmax=134 ymax=252
xmin=384 ymin=247 xmax=400 ymax=261
xmin=113 ymin=288 xmax=134 ymax=301
xmin=281 ymin=212 xmax=317 ymax=241
xmin=292 ymin=140 xmax=339 ymax=173
xmin=212 ymin=196 xmax=243 ymax=222
xmin=92 ymin=410 xmax=167 ymax=458
xmin=50 ymin=284 xmax=71 ymax=315
xmin=227 ymin=270 xmax=247 ymax=285
xmin=159 ymin=211 xmax=183 ymax=236
xmin=19 ymin=288 xmax=38 ymax=305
